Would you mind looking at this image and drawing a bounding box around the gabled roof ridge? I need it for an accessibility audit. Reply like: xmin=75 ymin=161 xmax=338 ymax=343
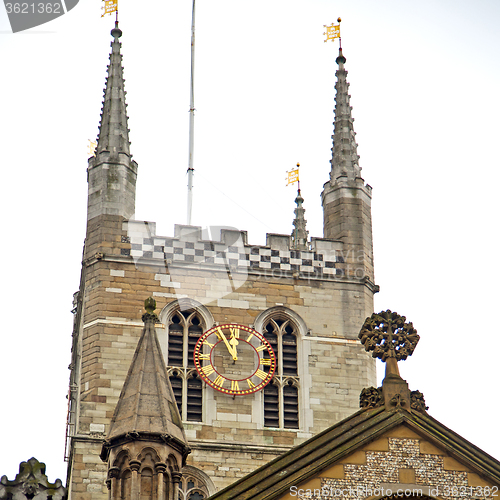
xmin=208 ymin=406 xmax=395 ymax=500
xmin=209 ymin=406 xmax=500 ymax=500
xmin=408 ymin=410 xmax=500 ymax=482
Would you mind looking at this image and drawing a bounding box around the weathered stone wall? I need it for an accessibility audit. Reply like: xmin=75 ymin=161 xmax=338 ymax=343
xmin=322 ymin=180 xmax=374 ymax=284
xmin=67 ymin=214 xmax=376 ymax=498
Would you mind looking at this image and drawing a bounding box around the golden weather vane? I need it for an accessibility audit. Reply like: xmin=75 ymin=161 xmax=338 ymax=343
xmin=324 ymin=17 xmax=342 ymax=44
xmin=286 ymin=163 xmax=300 ymax=187
xmin=88 ymin=139 xmax=97 ymax=157
xmin=101 ymin=0 xmax=117 ymax=18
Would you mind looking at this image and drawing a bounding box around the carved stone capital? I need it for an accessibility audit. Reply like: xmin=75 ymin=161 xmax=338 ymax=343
xmin=171 ymin=471 xmax=183 ymax=484
xmin=129 ymin=460 xmax=141 ymax=472
xmin=108 ymin=467 xmax=120 ymax=479
xmin=155 ymin=462 xmax=167 ymax=474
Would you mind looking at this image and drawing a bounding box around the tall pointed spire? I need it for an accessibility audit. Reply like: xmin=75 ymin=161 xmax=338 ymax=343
xmin=322 ymin=45 xmax=376 ymax=288
xmin=86 ymin=22 xmax=138 ymax=221
xmin=292 ymin=188 xmax=309 ymax=250
xmin=102 ymin=298 xmax=188 ymax=448
xmin=101 ymin=298 xmax=190 ymax=500
xmin=330 ymin=48 xmax=362 ymax=183
xmin=96 ymin=22 xmax=131 ymax=156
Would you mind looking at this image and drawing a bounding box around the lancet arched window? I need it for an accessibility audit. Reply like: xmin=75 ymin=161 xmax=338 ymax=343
xmin=162 ymin=304 xmax=210 ymax=423
xmin=178 ymin=466 xmax=216 ymax=500
xmin=262 ymin=316 xmax=300 ymax=429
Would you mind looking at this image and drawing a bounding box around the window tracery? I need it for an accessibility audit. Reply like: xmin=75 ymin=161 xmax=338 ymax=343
xmin=178 ymin=466 xmax=215 ymax=500
xmin=163 ymin=305 xmax=209 ymax=422
xmin=262 ymin=317 xmax=300 ymax=429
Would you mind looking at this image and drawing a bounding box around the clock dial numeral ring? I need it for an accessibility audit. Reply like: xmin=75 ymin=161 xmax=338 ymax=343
xmin=193 ymin=324 xmax=276 ymax=396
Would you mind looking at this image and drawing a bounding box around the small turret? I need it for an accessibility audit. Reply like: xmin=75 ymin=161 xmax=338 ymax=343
xmin=100 ymin=298 xmax=190 ymax=500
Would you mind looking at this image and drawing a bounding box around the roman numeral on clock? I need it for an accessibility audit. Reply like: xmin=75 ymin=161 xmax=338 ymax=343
xmin=202 ymin=365 xmax=215 ymax=376
xmin=260 ymin=358 xmax=272 ymax=366
xmin=255 ymin=369 xmax=267 ymax=380
xmin=198 ymin=353 xmax=210 ymax=360
xmin=214 ymin=375 xmax=225 ymax=387
xmin=231 ymin=380 xmax=240 ymax=391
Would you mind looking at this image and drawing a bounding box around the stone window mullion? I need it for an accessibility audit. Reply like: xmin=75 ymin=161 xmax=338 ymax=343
xmin=277 ymin=329 xmax=283 ymax=377
xmin=181 ymin=369 xmax=188 ymax=421
xmin=182 ymin=319 xmax=189 ymax=369
xmin=278 ymin=378 xmax=285 ymax=429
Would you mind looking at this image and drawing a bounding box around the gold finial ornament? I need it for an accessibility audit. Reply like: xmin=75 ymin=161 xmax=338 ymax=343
xmin=144 ymin=297 xmax=156 ymax=314
xmin=337 ymin=17 xmax=341 ymax=22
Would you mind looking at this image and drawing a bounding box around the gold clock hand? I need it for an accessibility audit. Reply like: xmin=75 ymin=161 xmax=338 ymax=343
xmin=229 ymin=335 xmax=239 ymax=360
xmin=217 ymin=328 xmax=238 ymax=361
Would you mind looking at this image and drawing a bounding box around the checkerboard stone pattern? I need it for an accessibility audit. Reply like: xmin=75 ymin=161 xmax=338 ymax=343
xmin=122 ymin=221 xmax=344 ymax=279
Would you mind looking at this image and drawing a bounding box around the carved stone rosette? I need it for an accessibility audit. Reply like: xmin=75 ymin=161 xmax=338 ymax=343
xmin=410 ymin=390 xmax=429 ymax=412
xmin=359 ymin=386 xmax=383 ymax=409
xmin=358 ymin=310 xmax=420 ymax=361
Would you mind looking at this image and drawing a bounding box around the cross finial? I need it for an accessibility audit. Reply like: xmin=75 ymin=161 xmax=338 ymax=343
xmin=358 ymin=310 xmax=419 ymax=364
xmin=142 ymin=297 xmax=158 ymax=323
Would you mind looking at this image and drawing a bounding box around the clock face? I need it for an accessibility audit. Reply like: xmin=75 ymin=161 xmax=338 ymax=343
xmin=193 ymin=324 xmax=276 ymax=396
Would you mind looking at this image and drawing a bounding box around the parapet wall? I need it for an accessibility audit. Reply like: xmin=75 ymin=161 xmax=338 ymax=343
xmin=123 ymin=222 xmax=347 ymax=281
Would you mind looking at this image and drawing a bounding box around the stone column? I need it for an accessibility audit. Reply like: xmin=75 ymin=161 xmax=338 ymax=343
xmin=171 ymin=471 xmax=183 ymax=500
xmin=155 ymin=462 xmax=167 ymax=500
xmin=108 ymin=467 xmax=120 ymax=500
xmin=130 ymin=460 xmax=141 ymax=500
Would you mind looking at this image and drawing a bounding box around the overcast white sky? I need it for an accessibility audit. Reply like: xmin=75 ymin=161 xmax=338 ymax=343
xmin=0 ymin=0 xmax=499 ymax=485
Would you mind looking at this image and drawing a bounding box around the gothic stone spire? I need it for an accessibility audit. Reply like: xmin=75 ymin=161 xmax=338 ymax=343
xmin=86 ymin=22 xmax=138 ymax=221
xmin=321 ymin=47 xmax=375 ymax=286
xmin=97 ymin=22 xmax=131 ymax=156
xmin=330 ymin=48 xmax=362 ymax=183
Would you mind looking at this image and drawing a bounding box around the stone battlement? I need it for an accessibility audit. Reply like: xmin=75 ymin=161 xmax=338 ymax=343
xmin=122 ymin=221 xmax=345 ymax=279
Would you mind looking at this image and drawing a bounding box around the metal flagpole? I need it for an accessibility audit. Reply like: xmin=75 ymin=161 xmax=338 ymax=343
xmin=187 ymin=0 xmax=196 ymax=225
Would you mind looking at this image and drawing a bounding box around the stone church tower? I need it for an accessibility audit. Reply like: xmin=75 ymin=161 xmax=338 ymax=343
xmin=66 ymin=24 xmax=377 ymax=499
